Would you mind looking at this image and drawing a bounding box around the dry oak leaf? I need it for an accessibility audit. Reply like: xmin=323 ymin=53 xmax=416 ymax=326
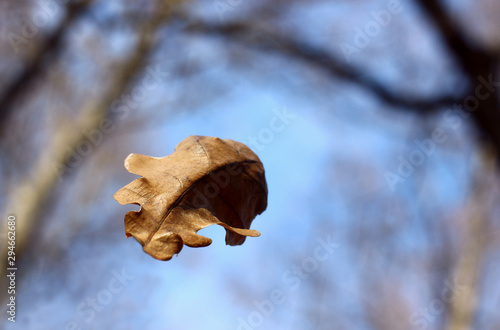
xmin=114 ymin=135 xmax=268 ymax=261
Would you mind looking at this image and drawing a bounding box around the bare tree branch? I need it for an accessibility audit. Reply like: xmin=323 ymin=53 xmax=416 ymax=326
xmin=446 ymin=148 xmax=495 ymax=330
xmin=182 ymin=19 xmax=464 ymax=113
xmin=415 ymin=0 xmax=495 ymax=74
xmin=0 ymin=0 xmax=94 ymax=129
xmin=0 ymin=0 xmax=175 ymax=301
xmin=415 ymin=0 xmax=500 ymax=159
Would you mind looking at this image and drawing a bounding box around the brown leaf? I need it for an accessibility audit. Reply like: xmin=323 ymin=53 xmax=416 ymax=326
xmin=114 ymin=135 xmax=268 ymax=261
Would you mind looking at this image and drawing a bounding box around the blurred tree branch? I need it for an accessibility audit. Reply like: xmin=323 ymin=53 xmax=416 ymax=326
xmin=183 ymin=19 xmax=464 ymax=111
xmin=183 ymin=5 xmax=500 ymax=158
xmin=0 ymin=0 xmax=177 ymax=301
xmin=415 ymin=0 xmax=500 ymax=160
xmin=0 ymin=0 xmax=95 ymax=130
xmin=446 ymin=148 xmax=495 ymax=330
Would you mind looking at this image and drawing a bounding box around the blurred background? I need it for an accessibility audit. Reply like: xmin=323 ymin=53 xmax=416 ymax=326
xmin=1 ymin=0 xmax=500 ymax=329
